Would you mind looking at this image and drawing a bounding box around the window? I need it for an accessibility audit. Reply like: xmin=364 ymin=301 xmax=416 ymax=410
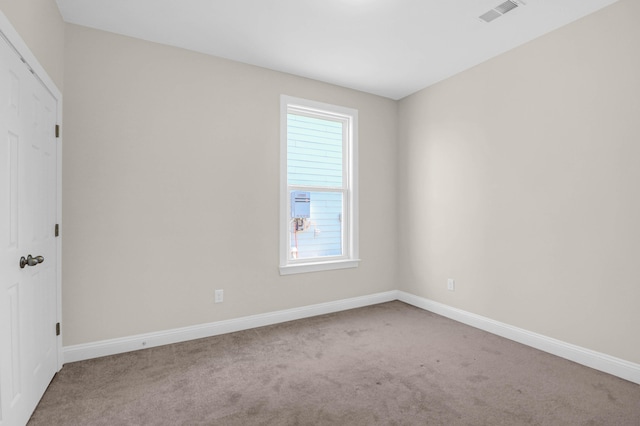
xmin=279 ymin=96 xmax=359 ymax=275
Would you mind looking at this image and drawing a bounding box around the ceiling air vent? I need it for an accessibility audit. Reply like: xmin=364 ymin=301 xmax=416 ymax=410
xmin=479 ymin=0 xmax=524 ymax=23
xmin=479 ymin=9 xmax=502 ymax=23
xmin=495 ymin=0 xmax=519 ymax=14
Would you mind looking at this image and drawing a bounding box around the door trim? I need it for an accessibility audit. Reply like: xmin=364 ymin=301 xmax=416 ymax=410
xmin=0 ymin=10 xmax=63 ymax=371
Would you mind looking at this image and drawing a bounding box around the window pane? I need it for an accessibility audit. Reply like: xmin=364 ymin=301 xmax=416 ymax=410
xmin=287 ymin=114 xmax=343 ymax=187
xmin=289 ymin=191 xmax=343 ymax=260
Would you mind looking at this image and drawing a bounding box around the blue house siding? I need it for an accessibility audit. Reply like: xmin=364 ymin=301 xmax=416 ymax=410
xmin=287 ymin=114 xmax=344 ymax=259
xmin=291 ymin=191 xmax=343 ymax=258
xmin=287 ymin=114 xmax=343 ymax=187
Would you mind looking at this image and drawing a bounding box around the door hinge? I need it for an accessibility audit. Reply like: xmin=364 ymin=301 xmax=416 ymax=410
xmin=55 ymin=124 xmax=60 ymax=138
xmin=55 ymin=223 xmax=59 ymax=237
xmin=56 ymin=322 xmax=61 ymax=336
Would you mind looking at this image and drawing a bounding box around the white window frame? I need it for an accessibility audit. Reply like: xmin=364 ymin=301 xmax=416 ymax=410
xmin=279 ymin=95 xmax=359 ymax=275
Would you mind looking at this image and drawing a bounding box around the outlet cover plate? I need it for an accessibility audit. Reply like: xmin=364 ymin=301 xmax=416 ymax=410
xmin=447 ymin=279 xmax=455 ymax=291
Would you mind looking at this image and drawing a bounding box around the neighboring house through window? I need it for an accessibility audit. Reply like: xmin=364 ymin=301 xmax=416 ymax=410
xmin=279 ymin=95 xmax=359 ymax=275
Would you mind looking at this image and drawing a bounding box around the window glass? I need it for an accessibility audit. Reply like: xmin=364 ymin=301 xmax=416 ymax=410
xmin=287 ymin=114 xmax=343 ymax=187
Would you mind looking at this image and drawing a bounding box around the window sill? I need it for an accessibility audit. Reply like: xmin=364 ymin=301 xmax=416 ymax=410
xmin=279 ymin=259 xmax=360 ymax=275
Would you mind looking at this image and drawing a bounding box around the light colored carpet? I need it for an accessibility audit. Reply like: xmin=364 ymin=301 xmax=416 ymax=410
xmin=29 ymin=301 xmax=640 ymax=425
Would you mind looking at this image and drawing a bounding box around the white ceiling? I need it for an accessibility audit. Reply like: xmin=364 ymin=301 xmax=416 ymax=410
xmin=55 ymin=0 xmax=619 ymax=100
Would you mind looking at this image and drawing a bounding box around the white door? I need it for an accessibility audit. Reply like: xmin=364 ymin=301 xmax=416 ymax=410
xmin=0 ymin=32 xmax=60 ymax=426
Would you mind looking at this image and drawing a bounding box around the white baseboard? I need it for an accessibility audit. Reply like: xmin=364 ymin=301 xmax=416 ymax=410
xmin=397 ymin=291 xmax=640 ymax=385
xmin=64 ymin=289 xmax=640 ymax=386
xmin=63 ymin=290 xmax=399 ymax=363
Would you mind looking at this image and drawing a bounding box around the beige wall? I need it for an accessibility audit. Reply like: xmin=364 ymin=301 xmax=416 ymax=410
xmin=0 ymin=0 xmax=64 ymax=89
xmin=4 ymin=0 xmax=636 ymax=367
xmin=398 ymin=0 xmax=640 ymax=364
xmin=62 ymin=24 xmax=398 ymax=346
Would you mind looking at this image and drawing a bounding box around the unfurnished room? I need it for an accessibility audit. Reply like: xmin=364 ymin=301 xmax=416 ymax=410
xmin=0 ymin=0 xmax=639 ymax=424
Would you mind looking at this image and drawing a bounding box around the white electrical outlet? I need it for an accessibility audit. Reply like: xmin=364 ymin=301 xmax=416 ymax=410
xmin=215 ymin=289 xmax=224 ymax=303
xmin=447 ymin=279 xmax=455 ymax=291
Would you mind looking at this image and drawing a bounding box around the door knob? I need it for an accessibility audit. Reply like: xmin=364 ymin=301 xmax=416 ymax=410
xmin=19 ymin=254 xmax=44 ymax=269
